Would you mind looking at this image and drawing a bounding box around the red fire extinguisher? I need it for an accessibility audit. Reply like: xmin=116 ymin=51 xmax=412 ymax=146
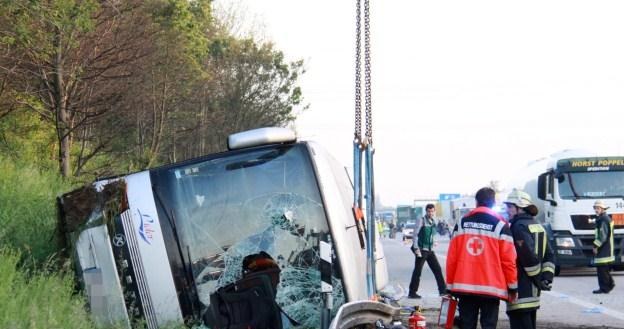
xmin=408 ymin=306 xmax=426 ymax=329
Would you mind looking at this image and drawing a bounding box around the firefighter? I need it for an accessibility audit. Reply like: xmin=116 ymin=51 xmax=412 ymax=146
xmin=446 ymin=187 xmax=518 ymax=329
xmin=504 ymin=189 xmax=555 ymax=329
xmin=592 ymin=200 xmax=616 ymax=294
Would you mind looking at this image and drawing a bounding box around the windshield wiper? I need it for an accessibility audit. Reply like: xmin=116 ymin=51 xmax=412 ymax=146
xmin=225 ymin=147 xmax=289 ymax=170
xmin=605 ymin=195 xmax=624 ymax=200
xmin=567 ymin=173 xmax=580 ymax=201
xmin=151 ymin=185 xmax=200 ymax=318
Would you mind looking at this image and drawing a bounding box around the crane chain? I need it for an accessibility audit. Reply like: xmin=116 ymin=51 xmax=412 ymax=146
xmin=355 ymin=0 xmax=372 ymax=145
xmin=354 ymin=0 xmax=362 ymax=142
xmin=363 ymin=0 xmax=372 ymax=144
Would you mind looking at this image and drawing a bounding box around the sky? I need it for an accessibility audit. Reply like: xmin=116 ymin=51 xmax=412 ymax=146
xmin=215 ymin=0 xmax=624 ymax=206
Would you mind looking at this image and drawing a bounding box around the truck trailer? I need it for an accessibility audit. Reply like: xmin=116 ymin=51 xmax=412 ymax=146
xmin=57 ymin=127 xmax=389 ymax=328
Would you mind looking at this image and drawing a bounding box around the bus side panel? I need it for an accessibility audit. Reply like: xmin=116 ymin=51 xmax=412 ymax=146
xmin=308 ymin=142 xmax=389 ymax=301
xmin=76 ymin=226 xmax=130 ymax=328
xmin=125 ymin=172 xmax=184 ymax=326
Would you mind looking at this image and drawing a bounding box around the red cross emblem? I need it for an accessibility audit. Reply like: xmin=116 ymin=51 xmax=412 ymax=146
xmin=466 ymin=237 xmax=485 ymax=256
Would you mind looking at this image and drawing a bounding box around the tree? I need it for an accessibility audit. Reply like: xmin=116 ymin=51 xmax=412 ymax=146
xmin=0 ymin=0 xmax=152 ymax=177
xmin=118 ymin=2 xmax=307 ymax=166
xmin=0 ymin=0 xmax=307 ymax=177
xmin=193 ymin=36 xmax=306 ymax=154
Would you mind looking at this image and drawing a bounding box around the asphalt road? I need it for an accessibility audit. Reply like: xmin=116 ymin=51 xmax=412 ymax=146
xmin=381 ymin=233 xmax=624 ymax=328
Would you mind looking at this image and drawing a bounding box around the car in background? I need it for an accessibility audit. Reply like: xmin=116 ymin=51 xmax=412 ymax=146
xmin=401 ymin=222 xmax=416 ymax=241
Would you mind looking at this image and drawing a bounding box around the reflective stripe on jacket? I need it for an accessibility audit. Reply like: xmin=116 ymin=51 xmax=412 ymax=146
xmin=594 ymin=213 xmax=615 ymax=265
xmin=507 ymin=213 xmax=555 ymax=312
xmin=446 ymin=207 xmax=518 ymax=300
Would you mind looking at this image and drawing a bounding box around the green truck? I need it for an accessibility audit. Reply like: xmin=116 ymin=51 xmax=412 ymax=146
xmin=396 ymin=205 xmax=422 ymax=225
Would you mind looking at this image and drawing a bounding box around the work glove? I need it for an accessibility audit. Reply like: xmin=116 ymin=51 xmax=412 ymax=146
xmin=538 ymin=279 xmax=552 ymax=291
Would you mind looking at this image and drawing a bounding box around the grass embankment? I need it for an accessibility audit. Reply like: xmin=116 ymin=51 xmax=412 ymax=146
xmin=0 ymin=249 xmax=95 ymax=328
xmin=0 ymin=157 xmax=95 ymax=328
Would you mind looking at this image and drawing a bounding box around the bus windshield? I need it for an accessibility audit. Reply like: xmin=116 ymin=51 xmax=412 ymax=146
xmin=558 ymin=171 xmax=624 ymax=199
xmin=151 ymin=144 xmax=344 ymax=327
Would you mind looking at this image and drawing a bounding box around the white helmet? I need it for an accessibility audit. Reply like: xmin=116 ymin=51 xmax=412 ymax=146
xmin=593 ymin=200 xmax=610 ymax=210
xmin=504 ymin=189 xmax=538 ymax=216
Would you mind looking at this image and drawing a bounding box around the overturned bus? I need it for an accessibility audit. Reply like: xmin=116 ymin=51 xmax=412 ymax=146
xmin=57 ymin=127 xmax=389 ymax=328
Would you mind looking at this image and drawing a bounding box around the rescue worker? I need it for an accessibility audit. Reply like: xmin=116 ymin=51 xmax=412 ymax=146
xmin=592 ymin=200 xmax=616 ymax=294
xmin=408 ymin=204 xmax=447 ymax=298
xmin=503 ymin=189 xmax=555 ymax=329
xmin=446 ymin=187 xmax=518 ymax=329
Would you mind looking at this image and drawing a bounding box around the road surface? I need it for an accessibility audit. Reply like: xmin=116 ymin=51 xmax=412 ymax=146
xmin=382 ymin=233 xmax=624 ymax=328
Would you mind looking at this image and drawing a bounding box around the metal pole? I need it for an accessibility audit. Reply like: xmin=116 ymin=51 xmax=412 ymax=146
xmin=365 ymin=144 xmax=376 ymax=298
xmin=320 ymin=239 xmax=333 ymax=329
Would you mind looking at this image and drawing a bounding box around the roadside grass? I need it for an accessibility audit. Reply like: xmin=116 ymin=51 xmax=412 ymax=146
xmin=0 ymin=157 xmax=69 ymax=266
xmin=0 ymin=248 xmax=95 ymax=329
xmin=0 ymin=157 xmax=97 ymax=328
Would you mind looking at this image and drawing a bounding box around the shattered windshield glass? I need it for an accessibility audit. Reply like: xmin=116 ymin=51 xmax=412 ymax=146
xmin=155 ymin=144 xmax=345 ymax=327
xmin=558 ymin=171 xmax=624 ymax=199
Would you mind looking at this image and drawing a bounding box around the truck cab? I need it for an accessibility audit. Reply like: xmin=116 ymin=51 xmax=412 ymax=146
xmin=57 ymin=127 xmax=388 ymax=328
xmin=535 ymin=156 xmax=624 ymax=273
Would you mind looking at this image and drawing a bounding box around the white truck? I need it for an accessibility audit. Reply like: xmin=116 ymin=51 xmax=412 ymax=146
xmin=448 ymin=197 xmax=476 ymax=228
xmin=507 ymin=150 xmax=624 ymax=275
xmin=57 ymin=127 xmax=389 ymax=328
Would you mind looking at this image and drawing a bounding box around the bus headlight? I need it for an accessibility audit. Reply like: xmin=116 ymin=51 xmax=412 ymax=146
xmin=555 ymin=237 xmax=575 ymax=248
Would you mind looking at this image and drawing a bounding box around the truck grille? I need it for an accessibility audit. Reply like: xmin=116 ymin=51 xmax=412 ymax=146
xmin=576 ymin=235 xmax=623 ymax=263
xmin=570 ymin=215 xmax=595 ymax=230
xmin=571 ymin=214 xmax=624 ymax=230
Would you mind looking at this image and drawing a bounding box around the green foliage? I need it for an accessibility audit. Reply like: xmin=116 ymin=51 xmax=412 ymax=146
xmin=2 ymin=0 xmax=306 ymax=177
xmin=206 ymin=37 xmax=306 ymax=127
xmin=150 ymin=0 xmax=211 ymax=63
xmin=1 ymin=0 xmax=99 ymax=56
xmin=0 ymin=248 xmax=95 ymax=329
xmin=0 ymin=156 xmax=70 ymax=267
xmin=0 ymin=108 xmax=56 ymax=170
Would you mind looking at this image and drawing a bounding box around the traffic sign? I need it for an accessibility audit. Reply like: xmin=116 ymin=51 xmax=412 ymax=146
xmin=439 ymin=193 xmax=461 ymax=201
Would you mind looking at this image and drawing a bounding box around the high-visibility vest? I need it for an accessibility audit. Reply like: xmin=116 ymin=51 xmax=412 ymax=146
xmin=506 ymin=214 xmax=555 ymax=312
xmin=594 ymin=213 xmax=615 ymax=265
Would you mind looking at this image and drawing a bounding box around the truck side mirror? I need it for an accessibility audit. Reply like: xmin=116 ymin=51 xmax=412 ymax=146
xmin=538 ymin=172 xmax=557 ymax=206
xmin=537 ymin=173 xmax=548 ymax=200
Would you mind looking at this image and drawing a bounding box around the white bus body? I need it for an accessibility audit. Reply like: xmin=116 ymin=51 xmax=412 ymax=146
xmin=58 ymin=128 xmax=388 ymax=328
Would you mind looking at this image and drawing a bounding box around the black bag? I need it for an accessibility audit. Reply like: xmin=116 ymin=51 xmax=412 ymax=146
xmin=203 ymin=273 xmax=282 ymax=329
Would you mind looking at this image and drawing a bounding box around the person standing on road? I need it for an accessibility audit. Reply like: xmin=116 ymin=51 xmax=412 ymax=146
xmin=446 ymin=187 xmax=518 ymax=329
xmin=408 ymin=203 xmax=447 ymax=298
xmin=592 ymin=200 xmax=616 ymax=294
xmin=377 ymin=220 xmax=384 ymax=238
xmin=504 ymin=189 xmax=555 ymax=329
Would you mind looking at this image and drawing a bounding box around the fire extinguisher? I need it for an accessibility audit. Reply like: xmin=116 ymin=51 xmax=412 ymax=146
xmin=408 ymin=306 xmax=426 ymax=329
